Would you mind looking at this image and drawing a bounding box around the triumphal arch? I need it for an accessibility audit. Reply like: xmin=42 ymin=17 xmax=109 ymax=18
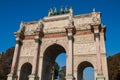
xmin=7 ymin=8 xmax=109 ymax=80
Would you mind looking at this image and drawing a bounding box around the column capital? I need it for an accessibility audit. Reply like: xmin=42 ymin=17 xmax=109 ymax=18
xmin=91 ymin=24 xmax=101 ymax=33
xmin=34 ymin=38 xmax=41 ymax=44
xmin=16 ymin=40 xmax=22 ymax=45
xmin=94 ymin=33 xmax=100 ymax=39
xmin=16 ymin=38 xmax=22 ymax=45
xmin=14 ymin=31 xmax=24 ymax=40
xmin=67 ymin=35 xmax=74 ymax=41
xmin=65 ymin=27 xmax=75 ymax=35
xmin=34 ymin=30 xmax=44 ymax=38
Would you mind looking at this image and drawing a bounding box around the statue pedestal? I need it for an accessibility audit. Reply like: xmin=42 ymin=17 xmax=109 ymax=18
xmin=29 ymin=74 xmax=39 ymax=80
xmin=66 ymin=74 xmax=74 ymax=80
xmin=7 ymin=73 xmax=17 ymax=80
xmin=96 ymin=74 xmax=105 ymax=80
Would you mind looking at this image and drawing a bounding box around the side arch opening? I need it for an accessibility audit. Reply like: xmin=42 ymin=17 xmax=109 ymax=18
xmin=77 ymin=61 xmax=94 ymax=80
xmin=19 ymin=62 xmax=32 ymax=80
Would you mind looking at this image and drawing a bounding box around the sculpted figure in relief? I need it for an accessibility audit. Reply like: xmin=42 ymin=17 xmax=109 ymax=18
xmin=18 ymin=22 xmax=26 ymax=33
xmin=92 ymin=8 xmax=100 ymax=24
xmin=36 ymin=20 xmax=43 ymax=31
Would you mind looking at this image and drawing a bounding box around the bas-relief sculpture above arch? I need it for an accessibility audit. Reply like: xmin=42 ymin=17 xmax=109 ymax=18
xmin=7 ymin=9 xmax=109 ymax=80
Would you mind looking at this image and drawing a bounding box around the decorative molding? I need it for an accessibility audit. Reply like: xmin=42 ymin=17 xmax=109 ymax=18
xmin=44 ymin=32 xmax=67 ymax=38
xmin=16 ymin=40 xmax=22 ymax=45
xmin=34 ymin=38 xmax=42 ymax=44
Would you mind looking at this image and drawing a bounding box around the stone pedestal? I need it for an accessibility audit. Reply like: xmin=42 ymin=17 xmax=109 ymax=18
xmin=96 ymin=76 xmax=105 ymax=80
xmin=66 ymin=74 xmax=74 ymax=80
xmin=96 ymin=74 xmax=105 ymax=80
xmin=29 ymin=74 xmax=39 ymax=80
xmin=7 ymin=73 xmax=17 ymax=80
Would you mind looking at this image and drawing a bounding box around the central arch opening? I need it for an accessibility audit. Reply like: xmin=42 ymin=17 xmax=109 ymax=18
xmin=42 ymin=44 xmax=66 ymax=80
xmin=77 ymin=61 xmax=94 ymax=80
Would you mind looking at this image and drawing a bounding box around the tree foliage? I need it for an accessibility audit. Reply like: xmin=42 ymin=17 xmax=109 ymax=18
xmin=0 ymin=47 xmax=14 ymax=80
xmin=107 ymin=53 xmax=120 ymax=80
xmin=54 ymin=62 xmax=60 ymax=79
xmin=59 ymin=66 xmax=66 ymax=80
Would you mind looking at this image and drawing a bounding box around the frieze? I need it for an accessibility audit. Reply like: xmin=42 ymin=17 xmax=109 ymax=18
xmin=44 ymin=27 xmax=66 ymax=34
xmin=75 ymin=24 xmax=91 ymax=31
xmin=22 ymin=40 xmax=36 ymax=47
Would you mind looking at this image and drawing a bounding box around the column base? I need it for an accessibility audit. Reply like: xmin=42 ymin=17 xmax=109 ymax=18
xmin=7 ymin=73 xmax=17 ymax=80
xmin=96 ymin=73 xmax=105 ymax=80
xmin=29 ymin=74 xmax=39 ymax=80
xmin=66 ymin=74 xmax=74 ymax=80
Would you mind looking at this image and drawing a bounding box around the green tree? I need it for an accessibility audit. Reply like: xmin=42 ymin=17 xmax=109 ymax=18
xmin=0 ymin=47 xmax=14 ymax=80
xmin=107 ymin=53 xmax=120 ymax=80
xmin=59 ymin=66 xmax=66 ymax=80
xmin=54 ymin=62 xmax=60 ymax=79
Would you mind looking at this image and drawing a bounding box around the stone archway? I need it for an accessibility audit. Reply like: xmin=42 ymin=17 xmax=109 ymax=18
xmin=42 ymin=44 xmax=66 ymax=80
xmin=77 ymin=61 xmax=94 ymax=80
xmin=7 ymin=10 xmax=109 ymax=80
xmin=19 ymin=62 xmax=32 ymax=80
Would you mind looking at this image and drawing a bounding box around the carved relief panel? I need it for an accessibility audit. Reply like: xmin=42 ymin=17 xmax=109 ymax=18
xmin=20 ymin=40 xmax=36 ymax=56
xmin=74 ymin=34 xmax=96 ymax=55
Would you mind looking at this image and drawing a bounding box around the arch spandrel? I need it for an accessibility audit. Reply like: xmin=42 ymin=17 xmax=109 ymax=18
xmin=18 ymin=61 xmax=33 ymax=70
xmin=77 ymin=61 xmax=95 ymax=80
xmin=77 ymin=61 xmax=94 ymax=70
xmin=40 ymin=38 xmax=68 ymax=57
xmin=20 ymin=62 xmax=32 ymax=69
xmin=42 ymin=43 xmax=67 ymax=58
xmin=74 ymin=56 xmax=97 ymax=71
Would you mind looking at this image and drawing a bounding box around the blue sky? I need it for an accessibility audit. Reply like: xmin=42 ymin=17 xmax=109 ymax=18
xmin=0 ymin=0 xmax=120 ymax=56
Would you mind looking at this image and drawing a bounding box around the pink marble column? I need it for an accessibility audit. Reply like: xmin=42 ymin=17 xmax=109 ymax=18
xmin=66 ymin=28 xmax=74 ymax=80
xmin=93 ymin=26 xmax=103 ymax=75
xmin=7 ymin=38 xmax=22 ymax=80
xmin=68 ymin=33 xmax=73 ymax=74
xmin=11 ymin=38 xmax=22 ymax=74
xmin=32 ymin=37 xmax=40 ymax=74
xmin=29 ymin=36 xmax=41 ymax=80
